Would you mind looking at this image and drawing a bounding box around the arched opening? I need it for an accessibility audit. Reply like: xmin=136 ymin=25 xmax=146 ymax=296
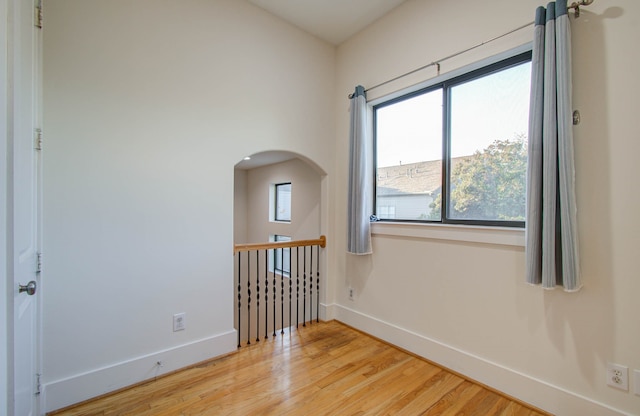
xmin=233 ymin=151 xmax=327 ymax=345
xmin=234 ymin=150 xmax=325 ymax=246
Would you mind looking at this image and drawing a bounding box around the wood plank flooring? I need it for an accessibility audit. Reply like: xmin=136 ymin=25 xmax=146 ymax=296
xmin=50 ymin=321 xmax=550 ymax=416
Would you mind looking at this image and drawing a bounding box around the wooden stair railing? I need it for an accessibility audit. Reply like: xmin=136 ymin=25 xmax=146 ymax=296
xmin=233 ymin=236 xmax=326 ymax=348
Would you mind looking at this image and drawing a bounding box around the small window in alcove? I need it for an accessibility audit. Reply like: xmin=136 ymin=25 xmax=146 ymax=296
xmin=274 ymin=183 xmax=291 ymax=222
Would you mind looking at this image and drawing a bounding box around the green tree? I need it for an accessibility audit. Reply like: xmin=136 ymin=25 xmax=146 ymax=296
xmin=429 ymin=135 xmax=527 ymax=221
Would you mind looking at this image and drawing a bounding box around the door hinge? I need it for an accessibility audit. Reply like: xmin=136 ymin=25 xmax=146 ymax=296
xmin=36 ymin=252 xmax=42 ymax=274
xmin=35 ymin=373 xmax=42 ymax=396
xmin=34 ymin=129 xmax=42 ymax=151
xmin=35 ymin=5 xmax=43 ymax=29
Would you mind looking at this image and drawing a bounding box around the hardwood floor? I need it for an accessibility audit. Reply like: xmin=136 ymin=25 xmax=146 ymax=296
xmin=50 ymin=321 xmax=550 ymax=416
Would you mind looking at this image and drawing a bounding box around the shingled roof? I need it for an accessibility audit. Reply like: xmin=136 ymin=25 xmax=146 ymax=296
xmin=376 ymin=156 xmax=471 ymax=196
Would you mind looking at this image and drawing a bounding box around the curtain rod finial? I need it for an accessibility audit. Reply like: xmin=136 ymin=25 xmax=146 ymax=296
xmin=570 ymin=0 xmax=594 ymax=18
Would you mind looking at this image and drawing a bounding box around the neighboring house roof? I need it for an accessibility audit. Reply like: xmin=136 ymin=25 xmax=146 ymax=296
xmin=377 ymin=160 xmax=441 ymax=196
xmin=376 ymin=156 xmax=471 ymax=196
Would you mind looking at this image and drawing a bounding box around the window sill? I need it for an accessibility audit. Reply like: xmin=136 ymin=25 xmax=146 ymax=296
xmin=370 ymin=221 xmax=524 ymax=247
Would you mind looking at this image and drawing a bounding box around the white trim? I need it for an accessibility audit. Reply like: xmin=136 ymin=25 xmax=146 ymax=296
xmin=371 ymin=221 xmax=524 ymax=247
xmin=319 ymin=302 xmax=335 ymax=322
xmin=334 ymin=304 xmax=633 ymax=416
xmin=1 ymin=0 xmax=10 ymax=413
xmin=368 ymin=43 xmax=533 ymax=248
xmin=43 ymin=330 xmax=237 ymax=413
xmin=35 ymin=4 xmax=44 ymax=413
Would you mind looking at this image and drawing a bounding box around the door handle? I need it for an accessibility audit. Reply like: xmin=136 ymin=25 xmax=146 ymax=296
xmin=18 ymin=281 xmax=37 ymax=296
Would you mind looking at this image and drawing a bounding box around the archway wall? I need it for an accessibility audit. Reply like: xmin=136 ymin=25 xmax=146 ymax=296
xmin=41 ymin=0 xmax=336 ymax=412
xmin=235 ymin=154 xmax=325 ymax=245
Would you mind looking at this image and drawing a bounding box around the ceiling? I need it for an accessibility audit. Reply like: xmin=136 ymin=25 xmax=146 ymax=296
xmin=235 ymin=151 xmax=296 ymax=170
xmin=247 ymin=0 xmax=408 ymax=45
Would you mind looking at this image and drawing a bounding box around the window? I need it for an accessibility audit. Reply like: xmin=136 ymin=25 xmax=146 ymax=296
xmin=274 ymin=183 xmax=291 ymax=222
xmin=375 ymin=52 xmax=531 ymax=227
xmin=272 ymin=235 xmax=291 ymax=276
xmin=377 ymin=206 xmax=396 ymax=219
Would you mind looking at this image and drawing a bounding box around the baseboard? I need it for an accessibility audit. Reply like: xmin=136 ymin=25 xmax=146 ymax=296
xmin=43 ymin=329 xmax=237 ymax=414
xmin=334 ymin=304 xmax=630 ymax=416
xmin=319 ymin=302 xmax=336 ymax=322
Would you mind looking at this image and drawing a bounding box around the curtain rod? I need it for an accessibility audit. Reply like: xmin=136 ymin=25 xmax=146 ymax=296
xmin=349 ymin=0 xmax=595 ymax=99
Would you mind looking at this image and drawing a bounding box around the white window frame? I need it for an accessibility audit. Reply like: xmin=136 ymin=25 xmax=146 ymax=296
xmin=273 ymin=183 xmax=291 ymax=223
xmin=368 ymin=45 xmax=532 ymax=246
xmin=372 ymin=46 xmax=532 ymax=229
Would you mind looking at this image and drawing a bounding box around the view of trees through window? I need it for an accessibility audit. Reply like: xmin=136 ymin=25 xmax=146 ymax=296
xmin=375 ymin=52 xmax=531 ymax=226
xmin=429 ymin=135 xmax=527 ymax=221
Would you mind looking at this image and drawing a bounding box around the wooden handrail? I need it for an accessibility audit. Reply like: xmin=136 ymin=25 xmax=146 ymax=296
xmin=234 ymin=235 xmax=326 ymax=254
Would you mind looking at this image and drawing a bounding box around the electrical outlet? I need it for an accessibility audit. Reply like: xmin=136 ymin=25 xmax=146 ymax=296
xmin=173 ymin=312 xmax=186 ymax=332
xmin=606 ymin=362 xmax=628 ymax=391
xmin=348 ymin=287 xmax=354 ymax=300
xmin=634 ymin=369 xmax=640 ymax=396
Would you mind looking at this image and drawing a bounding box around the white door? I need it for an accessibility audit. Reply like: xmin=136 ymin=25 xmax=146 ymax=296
xmin=11 ymin=0 xmax=41 ymax=414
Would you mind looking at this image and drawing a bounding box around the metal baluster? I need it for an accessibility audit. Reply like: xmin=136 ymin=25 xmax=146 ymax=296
xmin=256 ymin=250 xmax=260 ymax=343
xmin=247 ymin=253 xmax=251 ymax=345
xmin=316 ymin=245 xmax=320 ymax=323
xmin=288 ymin=247 xmax=292 ymax=333
xmin=273 ymin=248 xmax=276 ymax=337
xmin=264 ymin=249 xmax=269 ymax=340
xmin=303 ymin=246 xmax=307 ymax=327
xmin=237 ymin=252 xmax=241 ymax=348
xmin=296 ymin=247 xmax=300 ymax=328
xmin=309 ymin=246 xmax=313 ymax=324
xmin=280 ymin=248 xmax=285 ymax=335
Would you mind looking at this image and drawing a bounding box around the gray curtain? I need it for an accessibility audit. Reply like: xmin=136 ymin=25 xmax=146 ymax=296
xmin=347 ymin=85 xmax=373 ymax=255
xmin=526 ymin=0 xmax=581 ymax=291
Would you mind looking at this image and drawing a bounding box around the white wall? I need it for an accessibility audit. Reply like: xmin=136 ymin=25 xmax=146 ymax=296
xmin=42 ymin=0 xmax=334 ymax=412
xmin=334 ymin=0 xmax=640 ymax=415
xmin=40 ymin=0 xmax=640 ymax=414
xmin=233 ymin=169 xmax=249 ymax=244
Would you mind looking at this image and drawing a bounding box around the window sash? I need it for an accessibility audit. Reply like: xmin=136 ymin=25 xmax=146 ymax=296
xmin=374 ymin=51 xmax=531 ymax=228
xmin=273 ymin=235 xmax=291 ymax=275
xmin=274 ymin=183 xmax=291 ymax=222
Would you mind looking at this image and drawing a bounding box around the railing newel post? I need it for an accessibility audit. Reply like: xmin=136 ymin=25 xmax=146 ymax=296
xmin=316 ymin=244 xmax=320 ymax=323
xmin=303 ymin=246 xmax=307 ymax=327
xmin=273 ymin=248 xmax=276 ymax=337
xmin=237 ymin=252 xmax=241 ymax=348
xmin=296 ymin=247 xmax=300 ymax=329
